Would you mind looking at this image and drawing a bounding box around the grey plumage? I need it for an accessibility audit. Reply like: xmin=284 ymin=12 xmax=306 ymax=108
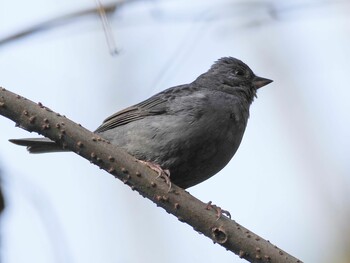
xmin=10 ymin=57 xmax=272 ymax=188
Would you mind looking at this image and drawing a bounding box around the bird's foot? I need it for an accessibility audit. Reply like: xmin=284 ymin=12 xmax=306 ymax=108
xmin=206 ymin=201 xmax=231 ymax=220
xmin=138 ymin=160 xmax=172 ymax=191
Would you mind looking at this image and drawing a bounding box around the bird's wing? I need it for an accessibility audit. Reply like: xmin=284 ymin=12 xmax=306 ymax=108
xmin=94 ymin=93 xmax=170 ymax=133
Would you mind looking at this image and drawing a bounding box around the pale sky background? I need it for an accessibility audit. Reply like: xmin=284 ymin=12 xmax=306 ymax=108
xmin=0 ymin=0 xmax=350 ymax=262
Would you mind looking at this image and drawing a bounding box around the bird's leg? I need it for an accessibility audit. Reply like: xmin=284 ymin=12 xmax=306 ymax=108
xmin=206 ymin=201 xmax=231 ymax=220
xmin=138 ymin=160 xmax=172 ymax=191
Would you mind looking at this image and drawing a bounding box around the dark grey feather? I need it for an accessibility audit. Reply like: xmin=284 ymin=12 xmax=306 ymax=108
xmin=9 ymin=57 xmax=272 ymax=188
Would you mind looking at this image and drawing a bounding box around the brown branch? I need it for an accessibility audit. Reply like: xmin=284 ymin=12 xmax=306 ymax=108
xmin=0 ymin=87 xmax=303 ymax=263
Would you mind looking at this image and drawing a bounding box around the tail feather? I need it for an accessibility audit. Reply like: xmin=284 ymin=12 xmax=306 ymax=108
xmin=9 ymin=138 xmax=68 ymax=154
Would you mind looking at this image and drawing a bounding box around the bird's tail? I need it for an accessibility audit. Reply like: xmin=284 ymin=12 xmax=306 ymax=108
xmin=9 ymin=138 xmax=68 ymax=154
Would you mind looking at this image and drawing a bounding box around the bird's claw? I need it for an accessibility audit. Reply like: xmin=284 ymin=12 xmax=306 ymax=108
xmin=206 ymin=201 xmax=231 ymax=220
xmin=139 ymin=160 xmax=172 ymax=191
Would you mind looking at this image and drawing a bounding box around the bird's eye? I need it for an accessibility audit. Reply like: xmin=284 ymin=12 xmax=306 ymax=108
xmin=234 ymin=69 xmax=245 ymax=76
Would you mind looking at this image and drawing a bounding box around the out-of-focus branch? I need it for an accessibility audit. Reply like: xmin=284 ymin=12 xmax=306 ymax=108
xmin=0 ymin=87 xmax=303 ymax=263
xmin=0 ymin=1 xmax=125 ymax=46
xmin=0 ymin=181 xmax=4 ymax=215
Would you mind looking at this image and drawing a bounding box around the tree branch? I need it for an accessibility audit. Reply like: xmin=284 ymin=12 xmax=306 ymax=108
xmin=0 ymin=87 xmax=302 ymax=263
xmin=0 ymin=1 xmax=125 ymax=46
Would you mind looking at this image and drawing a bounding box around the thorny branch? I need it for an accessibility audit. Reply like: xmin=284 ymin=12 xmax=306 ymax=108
xmin=0 ymin=87 xmax=302 ymax=263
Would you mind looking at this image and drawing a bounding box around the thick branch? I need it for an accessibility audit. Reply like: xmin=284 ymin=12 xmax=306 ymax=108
xmin=0 ymin=87 xmax=302 ymax=263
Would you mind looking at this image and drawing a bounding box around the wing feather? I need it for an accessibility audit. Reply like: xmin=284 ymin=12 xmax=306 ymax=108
xmin=94 ymin=95 xmax=168 ymax=133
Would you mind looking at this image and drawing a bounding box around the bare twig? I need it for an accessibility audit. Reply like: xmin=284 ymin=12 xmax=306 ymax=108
xmin=0 ymin=2 xmax=120 ymax=46
xmin=0 ymin=87 xmax=302 ymax=263
xmin=95 ymin=0 xmax=119 ymax=55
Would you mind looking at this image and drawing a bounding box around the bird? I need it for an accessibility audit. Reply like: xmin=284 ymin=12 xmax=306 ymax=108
xmin=10 ymin=57 xmax=272 ymax=189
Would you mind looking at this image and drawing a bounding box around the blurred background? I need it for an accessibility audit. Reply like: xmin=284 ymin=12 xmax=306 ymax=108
xmin=0 ymin=0 xmax=350 ymax=262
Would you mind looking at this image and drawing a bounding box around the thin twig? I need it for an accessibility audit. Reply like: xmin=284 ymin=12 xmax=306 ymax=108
xmin=95 ymin=0 xmax=119 ymax=55
xmin=0 ymin=2 xmax=120 ymax=46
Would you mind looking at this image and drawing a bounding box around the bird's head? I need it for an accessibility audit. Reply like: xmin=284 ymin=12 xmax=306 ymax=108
xmin=196 ymin=57 xmax=273 ymax=103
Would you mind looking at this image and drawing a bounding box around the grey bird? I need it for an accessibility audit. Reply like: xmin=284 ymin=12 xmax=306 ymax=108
xmin=10 ymin=57 xmax=272 ymax=189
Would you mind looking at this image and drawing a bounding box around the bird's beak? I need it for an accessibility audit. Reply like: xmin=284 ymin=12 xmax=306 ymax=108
xmin=253 ymin=76 xmax=273 ymax=89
